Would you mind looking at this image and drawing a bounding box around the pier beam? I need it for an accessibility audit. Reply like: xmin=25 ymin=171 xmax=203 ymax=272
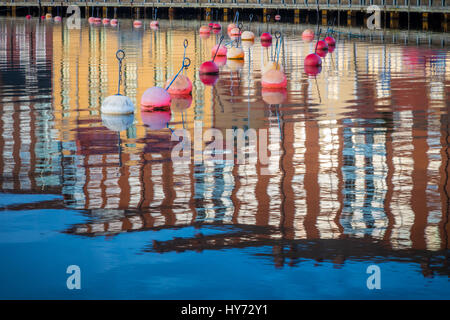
xmin=223 ymin=8 xmax=228 ymax=22
xmin=322 ymin=10 xmax=327 ymax=26
xmin=169 ymin=8 xmax=175 ymax=20
xmin=347 ymin=10 xmax=356 ymax=26
xmin=12 ymin=6 xmax=16 ymax=17
xmin=103 ymin=7 xmax=107 ymax=18
xmin=263 ymin=9 xmax=268 ymax=22
xmin=294 ymin=9 xmax=300 ymax=24
xmin=443 ymin=13 xmax=449 ymax=32
xmin=390 ymin=12 xmax=399 ymax=29
xmin=422 ymin=12 xmax=429 ymax=30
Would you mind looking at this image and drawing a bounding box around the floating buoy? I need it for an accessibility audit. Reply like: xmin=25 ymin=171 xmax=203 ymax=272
xmin=88 ymin=17 xmax=95 ymax=24
xmin=133 ymin=20 xmax=142 ymax=28
xmin=316 ymin=49 xmax=328 ymax=58
xmin=275 ymin=15 xmax=281 ymax=21
xmin=199 ymin=26 xmax=210 ymax=34
xmin=212 ymin=23 xmax=221 ymax=30
xmin=141 ymin=87 xmax=171 ymax=111
xmin=40 ymin=16 xmax=45 ymax=20
xmin=304 ymin=53 xmax=322 ymax=66
xmin=110 ymin=19 xmax=118 ymax=26
xmin=164 ymin=75 xmax=192 ymax=95
xmin=200 ymin=73 xmax=219 ymax=86
xmin=54 ymin=16 xmax=62 ymax=22
xmin=242 ymin=40 xmax=254 ymax=49
xmin=170 ymin=94 xmax=193 ymax=112
xmin=199 ymin=61 xmax=219 ymax=75
xmin=141 ymin=110 xmax=172 ymax=131
xmin=324 ymin=36 xmax=336 ymax=46
xmin=212 ymin=28 xmax=221 ymax=34
xmin=262 ymin=61 xmax=284 ymax=74
xmin=101 ymin=113 xmax=134 ymax=132
xmin=302 ymin=29 xmax=315 ymax=41
xmin=230 ymin=27 xmax=241 ymax=37
xmin=211 ymin=44 xmax=227 ymax=58
xmin=304 ymin=65 xmax=322 ymax=76
xmin=241 ymin=31 xmax=255 ymax=42
xmin=200 ymin=33 xmax=210 ymax=40
xmin=262 ymin=88 xmax=287 ymax=104
xmin=260 ymin=32 xmax=272 ymax=42
xmin=150 ymin=20 xmax=159 ymax=27
xmin=102 ymin=18 xmax=110 ymax=25
xmin=25 ymin=15 xmax=31 ymax=20
xmin=227 ymin=23 xmax=237 ymax=33
xmin=261 ymin=69 xmax=287 ymax=89
xmin=101 ymin=95 xmax=134 ymax=115
xmin=227 ymin=47 xmax=244 ymax=60
xmin=209 ymin=22 xmax=214 ymax=29
xmin=214 ymin=55 xmax=227 ymax=67
xmin=45 ymin=13 xmax=52 ymax=20
xmin=316 ymin=40 xmax=328 ymax=51
xmin=94 ymin=17 xmax=102 ymax=24
xmin=101 ymin=50 xmax=135 ymax=115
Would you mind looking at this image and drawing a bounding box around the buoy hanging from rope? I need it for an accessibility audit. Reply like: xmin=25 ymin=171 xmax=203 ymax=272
xmin=165 ymin=40 xmax=192 ymax=95
xmin=101 ymin=50 xmax=135 ymax=115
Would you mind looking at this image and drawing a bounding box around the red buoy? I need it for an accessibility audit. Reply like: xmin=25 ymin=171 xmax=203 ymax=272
xmin=304 ymin=65 xmax=322 ymax=76
xmin=324 ymin=36 xmax=336 ymax=46
xmin=25 ymin=15 xmax=32 ymax=20
xmin=316 ymin=40 xmax=328 ymax=51
xmin=260 ymin=32 xmax=272 ymax=42
xmin=275 ymin=15 xmax=281 ymax=21
xmin=304 ymin=53 xmax=322 ymax=66
xmin=199 ymin=61 xmax=219 ymax=75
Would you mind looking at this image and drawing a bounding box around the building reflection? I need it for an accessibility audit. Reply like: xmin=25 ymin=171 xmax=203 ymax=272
xmin=0 ymin=19 xmax=449 ymax=272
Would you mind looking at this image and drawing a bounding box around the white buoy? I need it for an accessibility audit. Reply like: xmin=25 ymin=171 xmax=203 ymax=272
xmin=101 ymin=50 xmax=135 ymax=115
xmin=101 ymin=113 xmax=134 ymax=132
xmin=101 ymin=94 xmax=134 ymax=114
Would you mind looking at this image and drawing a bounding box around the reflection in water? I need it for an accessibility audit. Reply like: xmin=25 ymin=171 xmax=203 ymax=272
xmin=0 ymin=18 xmax=449 ymax=282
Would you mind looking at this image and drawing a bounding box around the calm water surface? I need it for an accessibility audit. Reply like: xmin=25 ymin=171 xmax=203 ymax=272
xmin=0 ymin=17 xmax=449 ymax=299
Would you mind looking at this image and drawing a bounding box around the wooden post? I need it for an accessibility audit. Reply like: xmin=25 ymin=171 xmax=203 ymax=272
xmin=347 ymin=10 xmax=352 ymax=26
xmin=322 ymin=10 xmax=327 ymax=26
xmin=223 ymin=8 xmax=228 ymax=22
xmin=205 ymin=7 xmax=211 ymax=21
xmin=263 ymin=8 xmax=267 ymax=22
xmin=103 ymin=7 xmax=107 ymax=18
xmin=443 ymin=13 xmax=448 ymax=32
xmin=169 ymin=7 xmax=175 ymax=20
xmin=390 ymin=12 xmax=399 ymax=29
xmin=114 ymin=7 xmax=117 ymax=19
xmin=12 ymin=6 xmax=16 ymax=17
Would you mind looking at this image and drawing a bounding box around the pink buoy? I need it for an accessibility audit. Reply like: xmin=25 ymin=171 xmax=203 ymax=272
xmin=275 ymin=15 xmax=281 ymax=21
xmin=262 ymin=88 xmax=287 ymax=105
xmin=316 ymin=40 xmax=328 ymax=51
xmin=164 ymin=75 xmax=192 ymax=95
xmin=302 ymin=29 xmax=315 ymax=41
xmin=324 ymin=36 xmax=336 ymax=46
xmin=95 ymin=17 xmax=102 ymax=23
xmin=200 ymin=73 xmax=219 ymax=86
xmin=227 ymin=23 xmax=237 ymax=33
xmin=200 ymin=33 xmax=210 ymax=40
xmin=110 ymin=19 xmax=118 ymax=26
xmin=170 ymin=94 xmax=193 ymax=112
xmin=141 ymin=87 xmax=171 ymax=111
xmin=88 ymin=17 xmax=95 ymax=24
xmin=25 ymin=15 xmax=32 ymax=20
xmin=212 ymin=23 xmax=221 ymax=30
xmin=212 ymin=28 xmax=221 ymax=34
xmin=54 ymin=16 xmax=62 ymax=22
xmin=209 ymin=22 xmax=214 ymax=29
xmin=211 ymin=44 xmax=227 ymax=58
xmin=214 ymin=56 xmax=227 ymax=67
xmin=260 ymin=32 xmax=272 ymax=42
xmin=141 ymin=110 xmax=172 ymax=131
xmin=199 ymin=26 xmax=210 ymax=34
xmin=261 ymin=40 xmax=272 ymax=48
xmin=316 ymin=48 xmax=328 ymax=58
xmin=227 ymin=47 xmax=244 ymax=60
xmin=304 ymin=53 xmax=322 ymax=66
xmin=102 ymin=18 xmax=110 ymax=25
xmin=133 ymin=20 xmax=142 ymax=28
xmin=304 ymin=65 xmax=322 ymax=76
xmin=261 ymin=69 xmax=287 ymax=89
xmin=40 ymin=16 xmax=45 ymax=20
xmin=199 ymin=61 xmax=219 ymax=75
xmin=150 ymin=20 xmax=159 ymax=27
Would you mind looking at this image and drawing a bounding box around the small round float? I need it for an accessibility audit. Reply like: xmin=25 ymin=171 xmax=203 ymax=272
xmin=199 ymin=26 xmax=210 ymax=34
xmin=316 ymin=40 xmax=328 ymax=51
xmin=110 ymin=19 xmax=118 ymax=26
xmin=302 ymin=29 xmax=315 ymax=41
xmin=170 ymin=94 xmax=193 ymax=112
xmin=102 ymin=18 xmax=110 ymax=25
xmin=324 ymin=36 xmax=336 ymax=46
xmin=141 ymin=87 xmax=172 ymax=111
xmin=262 ymin=61 xmax=284 ymax=74
xmin=45 ymin=13 xmax=52 ymax=20
xmin=241 ymin=31 xmax=255 ymax=42
xmin=133 ymin=20 xmax=142 ymax=28
xmin=304 ymin=53 xmax=322 ymax=66
xmin=164 ymin=75 xmax=192 ymax=95
xmin=227 ymin=47 xmax=244 ymax=60
xmin=261 ymin=69 xmax=287 ymax=89
xmin=101 ymin=95 xmax=134 ymax=115
xmin=211 ymin=44 xmax=227 ymax=58
xmin=54 ymin=16 xmax=62 ymax=22
xmin=25 ymin=15 xmax=32 ymax=20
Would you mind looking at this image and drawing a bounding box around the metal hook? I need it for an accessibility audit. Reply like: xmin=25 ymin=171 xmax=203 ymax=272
xmin=165 ymin=57 xmax=191 ymax=91
xmin=212 ymin=35 xmax=225 ymax=62
xmin=249 ymin=13 xmax=253 ymax=23
xmin=275 ymin=31 xmax=281 ymax=40
xmin=183 ymin=39 xmax=188 ymax=49
xmin=116 ymin=50 xmax=125 ymax=95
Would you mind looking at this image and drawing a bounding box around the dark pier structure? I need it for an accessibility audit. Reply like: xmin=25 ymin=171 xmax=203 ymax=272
xmin=1 ymin=1 xmax=450 ymax=31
